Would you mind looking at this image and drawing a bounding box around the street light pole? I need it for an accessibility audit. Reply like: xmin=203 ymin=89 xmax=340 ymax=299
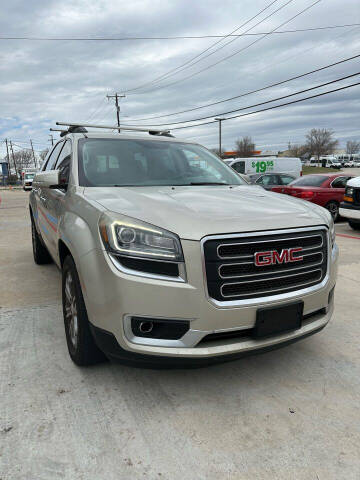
xmin=215 ymin=117 xmax=227 ymax=158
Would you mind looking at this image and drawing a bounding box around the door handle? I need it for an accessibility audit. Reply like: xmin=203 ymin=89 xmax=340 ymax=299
xmin=40 ymin=195 xmax=47 ymax=204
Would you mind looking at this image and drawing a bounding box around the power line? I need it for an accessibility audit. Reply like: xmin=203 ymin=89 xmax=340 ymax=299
xmin=123 ymin=72 xmax=360 ymax=127
xmin=168 ymin=81 xmax=360 ymax=131
xmin=123 ymin=0 xmax=281 ymax=94
xmin=0 ymin=24 xmax=358 ymax=41
xmin=124 ymin=0 xmax=321 ymax=95
xmin=126 ymin=53 xmax=360 ymax=122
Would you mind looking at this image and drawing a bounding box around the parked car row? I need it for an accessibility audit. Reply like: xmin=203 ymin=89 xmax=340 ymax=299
xmin=271 ymin=174 xmax=354 ymax=221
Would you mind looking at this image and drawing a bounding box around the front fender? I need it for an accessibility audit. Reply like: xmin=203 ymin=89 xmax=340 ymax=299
xmin=58 ymin=211 xmax=101 ymax=268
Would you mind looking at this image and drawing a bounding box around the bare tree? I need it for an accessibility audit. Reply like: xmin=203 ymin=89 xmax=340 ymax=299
xmin=39 ymin=148 xmax=49 ymax=161
xmin=12 ymin=149 xmax=35 ymax=173
xmin=346 ymin=140 xmax=360 ymax=155
xmin=305 ymin=128 xmax=338 ymax=160
xmin=287 ymin=144 xmax=307 ymax=158
xmin=210 ymin=147 xmax=227 ymax=158
xmin=235 ymin=136 xmax=255 ymax=157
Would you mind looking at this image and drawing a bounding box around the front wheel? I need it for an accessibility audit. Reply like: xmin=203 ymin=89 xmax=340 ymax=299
xmin=62 ymin=256 xmax=106 ymax=366
xmin=325 ymin=201 xmax=339 ymax=222
xmin=349 ymin=221 xmax=360 ymax=231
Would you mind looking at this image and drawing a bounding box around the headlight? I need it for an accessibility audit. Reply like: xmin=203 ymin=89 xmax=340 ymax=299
xmin=345 ymin=187 xmax=354 ymax=196
xmin=99 ymin=212 xmax=184 ymax=262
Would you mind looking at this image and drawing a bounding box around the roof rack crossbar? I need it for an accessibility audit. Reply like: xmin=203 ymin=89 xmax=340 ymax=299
xmin=56 ymin=122 xmax=170 ymax=135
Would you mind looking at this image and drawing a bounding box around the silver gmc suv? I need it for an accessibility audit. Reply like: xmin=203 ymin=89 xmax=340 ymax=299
xmin=29 ymin=125 xmax=338 ymax=367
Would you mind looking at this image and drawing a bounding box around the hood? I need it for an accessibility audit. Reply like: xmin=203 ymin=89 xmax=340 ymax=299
xmin=347 ymin=176 xmax=360 ymax=187
xmin=84 ymin=185 xmax=330 ymax=240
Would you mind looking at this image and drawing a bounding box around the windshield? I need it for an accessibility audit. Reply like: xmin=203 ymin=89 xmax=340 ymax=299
xmin=290 ymin=175 xmax=327 ymax=187
xmin=25 ymin=173 xmax=35 ymax=180
xmin=78 ymin=138 xmax=246 ymax=187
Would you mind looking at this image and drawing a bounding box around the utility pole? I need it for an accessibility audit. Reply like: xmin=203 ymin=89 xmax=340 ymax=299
xmin=106 ymin=93 xmax=126 ymax=131
xmin=215 ymin=117 xmax=227 ymax=158
xmin=30 ymin=139 xmax=37 ymax=169
xmin=48 ymin=134 xmax=54 ymax=146
xmin=5 ymin=139 xmax=11 ymax=178
xmin=9 ymin=141 xmax=18 ymax=178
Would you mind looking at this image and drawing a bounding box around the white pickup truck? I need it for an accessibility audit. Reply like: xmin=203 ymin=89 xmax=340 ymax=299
xmin=29 ymin=124 xmax=338 ymax=368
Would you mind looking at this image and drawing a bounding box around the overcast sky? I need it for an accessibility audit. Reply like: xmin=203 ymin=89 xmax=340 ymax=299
xmin=0 ymin=0 xmax=359 ymax=157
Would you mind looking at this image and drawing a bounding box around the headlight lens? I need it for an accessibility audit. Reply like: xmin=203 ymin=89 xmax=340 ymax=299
xmin=99 ymin=213 xmax=184 ymax=262
xmin=345 ymin=187 xmax=354 ymax=196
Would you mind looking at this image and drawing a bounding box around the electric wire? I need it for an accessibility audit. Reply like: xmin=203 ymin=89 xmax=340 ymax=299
xmin=126 ymin=53 xmax=360 ymax=122
xmin=125 ymin=0 xmax=321 ymax=95
xmin=1 ymin=24 xmax=359 ymax=41
xmin=123 ymin=0 xmax=281 ymax=94
xmin=166 ymin=81 xmax=360 ymax=130
xmin=122 ymin=72 xmax=360 ymax=127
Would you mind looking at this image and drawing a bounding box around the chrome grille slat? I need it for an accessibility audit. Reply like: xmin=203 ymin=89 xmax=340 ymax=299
xmin=220 ymin=271 xmax=323 ymax=298
xmin=219 ymin=253 xmax=323 ymax=279
xmin=217 ymin=234 xmax=323 ymax=259
xmin=203 ymin=228 xmax=328 ymax=301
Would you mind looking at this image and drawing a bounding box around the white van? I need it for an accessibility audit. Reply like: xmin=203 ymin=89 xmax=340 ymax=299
xmin=224 ymin=157 xmax=302 ymax=177
xmin=306 ymin=156 xmax=341 ymax=169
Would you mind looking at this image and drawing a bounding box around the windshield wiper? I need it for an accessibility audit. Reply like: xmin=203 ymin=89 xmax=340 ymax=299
xmin=189 ymin=182 xmax=229 ymax=186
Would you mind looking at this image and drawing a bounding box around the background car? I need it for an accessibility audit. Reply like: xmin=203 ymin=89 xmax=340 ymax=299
xmin=272 ymin=173 xmax=354 ymax=221
xmin=248 ymin=173 xmax=296 ymax=190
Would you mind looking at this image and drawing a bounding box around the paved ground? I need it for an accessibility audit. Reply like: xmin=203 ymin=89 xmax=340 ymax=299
xmin=0 ymin=189 xmax=359 ymax=480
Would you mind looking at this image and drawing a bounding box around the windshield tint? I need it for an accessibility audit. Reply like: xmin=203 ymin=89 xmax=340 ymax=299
xmin=290 ymin=175 xmax=327 ymax=187
xmin=78 ymin=138 xmax=245 ymax=187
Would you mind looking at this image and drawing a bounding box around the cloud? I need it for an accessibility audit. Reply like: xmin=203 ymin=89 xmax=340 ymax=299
xmin=0 ymin=0 xmax=359 ymax=156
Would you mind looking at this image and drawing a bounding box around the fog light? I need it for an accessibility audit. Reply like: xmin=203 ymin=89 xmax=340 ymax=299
xmin=131 ymin=317 xmax=189 ymax=340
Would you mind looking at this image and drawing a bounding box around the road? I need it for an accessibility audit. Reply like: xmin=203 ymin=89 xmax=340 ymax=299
xmin=0 ymin=189 xmax=360 ymax=480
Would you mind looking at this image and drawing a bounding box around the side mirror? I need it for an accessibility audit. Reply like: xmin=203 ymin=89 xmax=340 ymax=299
xmin=33 ymin=170 xmax=67 ymax=189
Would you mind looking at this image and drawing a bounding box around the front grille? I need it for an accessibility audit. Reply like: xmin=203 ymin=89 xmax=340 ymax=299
xmin=354 ymin=188 xmax=360 ymax=205
xmin=203 ymin=229 xmax=328 ymax=301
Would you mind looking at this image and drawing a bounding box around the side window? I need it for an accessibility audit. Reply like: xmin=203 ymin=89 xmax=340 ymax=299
xmin=55 ymin=141 xmax=72 ymax=186
xmin=331 ymin=177 xmax=347 ymax=188
xmin=257 ymin=175 xmax=278 ymax=186
xmin=280 ymin=175 xmax=295 ymax=185
xmin=232 ymin=161 xmax=245 ymax=174
xmin=44 ymin=142 xmax=64 ymax=171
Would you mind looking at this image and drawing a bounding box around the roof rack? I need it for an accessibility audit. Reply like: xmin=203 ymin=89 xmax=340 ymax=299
xmin=55 ymin=122 xmax=173 ymax=137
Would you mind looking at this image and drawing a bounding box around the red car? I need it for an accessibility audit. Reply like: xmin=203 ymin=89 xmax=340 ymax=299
xmin=272 ymin=173 xmax=354 ymax=221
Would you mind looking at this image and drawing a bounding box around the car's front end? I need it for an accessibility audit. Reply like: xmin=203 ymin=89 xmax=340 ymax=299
xmin=77 ymin=185 xmax=337 ymax=367
xmin=23 ymin=174 xmax=35 ymax=190
xmin=339 ymin=178 xmax=360 ymax=228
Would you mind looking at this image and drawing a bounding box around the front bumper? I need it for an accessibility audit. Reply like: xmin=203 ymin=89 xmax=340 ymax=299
xmin=340 ymin=202 xmax=360 ymax=221
xmin=78 ymin=239 xmax=338 ymax=363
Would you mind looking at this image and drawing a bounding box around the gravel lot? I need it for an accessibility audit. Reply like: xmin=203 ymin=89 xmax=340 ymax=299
xmin=0 ymin=188 xmax=359 ymax=480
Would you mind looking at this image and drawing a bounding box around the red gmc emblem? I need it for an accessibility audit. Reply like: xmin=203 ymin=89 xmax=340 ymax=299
xmin=254 ymin=247 xmax=303 ymax=267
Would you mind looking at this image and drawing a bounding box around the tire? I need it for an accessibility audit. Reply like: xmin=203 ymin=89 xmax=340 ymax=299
xmin=31 ymin=216 xmax=53 ymax=264
xmin=325 ymin=201 xmax=339 ymax=222
xmin=62 ymin=255 xmax=106 ymax=366
xmin=349 ymin=221 xmax=360 ymax=231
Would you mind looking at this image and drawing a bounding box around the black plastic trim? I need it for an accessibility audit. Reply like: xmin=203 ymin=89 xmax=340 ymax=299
xmin=89 ymin=322 xmax=327 ymax=369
